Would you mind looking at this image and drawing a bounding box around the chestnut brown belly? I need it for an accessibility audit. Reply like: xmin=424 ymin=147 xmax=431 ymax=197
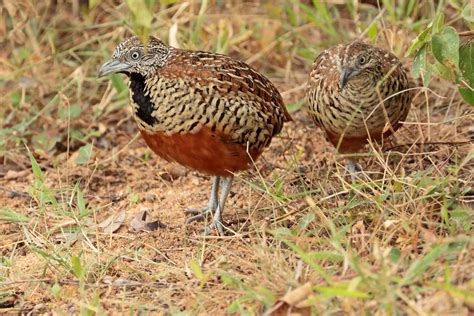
xmin=326 ymin=123 xmax=400 ymax=153
xmin=140 ymin=126 xmax=261 ymax=176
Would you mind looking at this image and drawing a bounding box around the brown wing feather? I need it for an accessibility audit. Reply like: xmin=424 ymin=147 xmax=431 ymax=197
xmin=160 ymin=49 xmax=292 ymax=124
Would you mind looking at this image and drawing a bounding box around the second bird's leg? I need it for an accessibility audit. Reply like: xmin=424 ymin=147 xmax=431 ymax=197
xmin=345 ymin=160 xmax=362 ymax=184
xmin=204 ymin=175 xmax=234 ymax=236
xmin=185 ymin=176 xmax=220 ymax=223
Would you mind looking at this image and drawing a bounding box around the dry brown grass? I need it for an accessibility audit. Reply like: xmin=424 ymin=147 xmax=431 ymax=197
xmin=1 ymin=0 xmax=473 ymax=314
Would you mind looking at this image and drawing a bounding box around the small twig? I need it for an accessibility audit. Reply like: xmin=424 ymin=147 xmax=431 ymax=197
xmin=0 ymin=278 xmax=169 ymax=289
xmin=384 ymin=141 xmax=472 ymax=152
xmin=0 ymin=186 xmax=126 ymax=204
xmin=98 ymin=132 xmax=141 ymax=164
xmin=0 ymin=187 xmax=31 ymax=200
xmin=459 ymin=30 xmax=474 ymax=37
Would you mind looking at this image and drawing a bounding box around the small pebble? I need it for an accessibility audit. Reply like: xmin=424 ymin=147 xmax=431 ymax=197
xmin=145 ymin=193 xmax=157 ymax=202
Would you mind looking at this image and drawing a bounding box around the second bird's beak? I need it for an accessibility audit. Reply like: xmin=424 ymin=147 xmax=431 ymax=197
xmin=98 ymin=59 xmax=131 ymax=77
xmin=339 ymin=67 xmax=356 ymax=90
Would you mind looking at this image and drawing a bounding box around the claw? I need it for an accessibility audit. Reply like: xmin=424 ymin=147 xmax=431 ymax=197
xmin=203 ymin=219 xmax=225 ymax=236
xmin=185 ymin=212 xmax=209 ymax=224
xmin=184 ymin=206 xmax=211 ymax=216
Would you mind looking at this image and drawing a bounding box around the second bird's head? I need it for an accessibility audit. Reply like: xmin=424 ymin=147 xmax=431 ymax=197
xmin=338 ymin=41 xmax=384 ymax=90
xmin=98 ymin=36 xmax=170 ymax=78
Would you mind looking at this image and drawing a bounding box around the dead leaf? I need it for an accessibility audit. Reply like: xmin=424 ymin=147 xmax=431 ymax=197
xmin=129 ymin=209 xmax=166 ymax=232
xmin=97 ymin=208 xmax=126 ymax=233
xmin=267 ymin=282 xmax=313 ymax=316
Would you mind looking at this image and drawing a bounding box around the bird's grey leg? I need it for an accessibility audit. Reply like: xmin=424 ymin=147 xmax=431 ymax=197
xmin=345 ymin=160 xmax=362 ymax=184
xmin=204 ymin=175 xmax=234 ymax=235
xmin=185 ymin=176 xmax=220 ymax=222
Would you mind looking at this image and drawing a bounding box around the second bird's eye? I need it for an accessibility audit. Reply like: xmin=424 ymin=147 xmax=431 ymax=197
xmin=131 ymin=51 xmax=141 ymax=60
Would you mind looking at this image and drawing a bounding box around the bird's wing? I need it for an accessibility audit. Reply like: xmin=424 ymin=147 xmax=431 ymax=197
xmin=159 ymin=49 xmax=291 ymax=123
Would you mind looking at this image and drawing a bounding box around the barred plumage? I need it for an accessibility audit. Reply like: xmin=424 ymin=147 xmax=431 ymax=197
xmin=305 ymin=41 xmax=413 ymax=180
xmin=98 ymin=36 xmax=291 ymax=234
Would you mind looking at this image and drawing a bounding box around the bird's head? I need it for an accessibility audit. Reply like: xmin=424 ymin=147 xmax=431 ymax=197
xmin=338 ymin=41 xmax=381 ymax=90
xmin=98 ymin=36 xmax=170 ymax=77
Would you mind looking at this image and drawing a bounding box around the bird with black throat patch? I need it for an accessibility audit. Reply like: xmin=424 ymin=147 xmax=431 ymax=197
xmin=305 ymin=40 xmax=413 ymax=183
xmin=98 ymin=36 xmax=292 ymax=235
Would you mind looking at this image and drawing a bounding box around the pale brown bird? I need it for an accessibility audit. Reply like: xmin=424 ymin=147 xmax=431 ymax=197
xmin=305 ymin=41 xmax=413 ymax=182
xmin=98 ymin=36 xmax=291 ymax=234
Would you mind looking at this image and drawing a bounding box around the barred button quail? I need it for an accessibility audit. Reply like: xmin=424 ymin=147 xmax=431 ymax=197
xmin=305 ymin=40 xmax=413 ymax=182
xmin=98 ymin=36 xmax=292 ymax=234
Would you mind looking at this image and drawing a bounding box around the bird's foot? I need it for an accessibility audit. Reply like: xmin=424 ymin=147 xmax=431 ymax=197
xmin=345 ymin=160 xmax=363 ymax=185
xmin=184 ymin=206 xmax=214 ymax=223
xmin=184 ymin=176 xmax=233 ymax=236
xmin=202 ymin=218 xmax=225 ymax=236
xmin=186 ymin=206 xmax=226 ymax=235
xmin=184 ymin=206 xmax=212 ymax=216
xmin=184 ymin=177 xmax=220 ymax=224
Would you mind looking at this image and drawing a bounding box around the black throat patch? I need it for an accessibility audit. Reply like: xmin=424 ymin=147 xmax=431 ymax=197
xmin=129 ymin=73 xmax=158 ymax=126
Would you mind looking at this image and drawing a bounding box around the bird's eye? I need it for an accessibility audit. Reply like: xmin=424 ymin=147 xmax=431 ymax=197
xmin=131 ymin=51 xmax=141 ymax=60
xmin=358 ymin=56 xmax=367 ymax=65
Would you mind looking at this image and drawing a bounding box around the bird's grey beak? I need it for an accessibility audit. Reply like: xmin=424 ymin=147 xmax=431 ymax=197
xmin=339 ymin=67 xmax=356 ymax=90
xmin=98 ymin=59 xmax=131 ymax=77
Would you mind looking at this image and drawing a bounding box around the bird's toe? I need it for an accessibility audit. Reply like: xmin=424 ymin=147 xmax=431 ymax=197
xmin=202 ymin=220 xmax=225 ymax=236
xmin=184 ymin=206 xmax=211 ymax=216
